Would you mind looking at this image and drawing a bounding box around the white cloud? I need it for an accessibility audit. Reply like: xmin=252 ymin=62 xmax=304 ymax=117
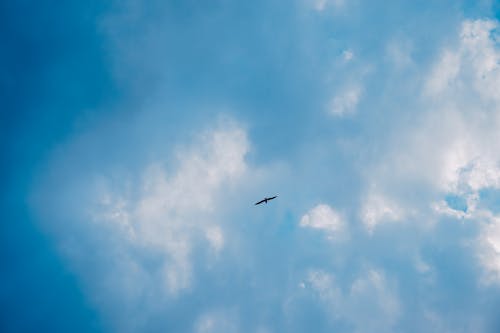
xmin=460 ymin=20 xmax=500 ymax=103
xmin=425 ymin=50 xmax=461 ymax=96
xmin=307 ymin=270 xmax=340 ymax=299
xmin=305 ymin=268 xmax=401 ymax=332
xmin=478 ymin=215 xmax=500 ymax=285
xmin=34 ymin=119 xmax=255 ymax=331
xmin=426 ymin=19 xmax=500 ymax=102
xmin=360 ymin=191 xmax=405 ymax=233
xmin=362 ymin=18 xmax=500 ymax=226
xmin=349 ymin=270 xmax=400 ymax=319
xmin=205 ymin=225 xmax=225 ymax=253
xmin=359 ymin=19 xmax=500 ymax=285
xmin=342 ymin=49 xmax=354 ymax=61
xmin=329 ymin=85 xmax=362 ymax=116
xmin=457 ymin=158 xmax=500 ymax=192
xmin=424 ymin=20 xmax=500 ymax=197
xmin=431 ymin=200 xmax=468 ymax=219
xmin=300 ymin=204 xmax=344 ymax=238
xmin=93 ymin=123 xmax=249 ymax=295
xmin=31 ymin=7 xmax=500 ymax=331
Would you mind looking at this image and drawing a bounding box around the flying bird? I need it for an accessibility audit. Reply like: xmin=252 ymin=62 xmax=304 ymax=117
xmin=255 ymin=195 xmax=278 ymax=205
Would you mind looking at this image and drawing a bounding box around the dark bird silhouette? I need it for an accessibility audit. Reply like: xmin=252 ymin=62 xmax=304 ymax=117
xmin=255 ymin=196 xmax=278 ymax=205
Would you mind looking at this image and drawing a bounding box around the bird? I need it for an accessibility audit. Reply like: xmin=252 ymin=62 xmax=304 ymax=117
xmin=255 ymin=195 xmax=278 ymax=205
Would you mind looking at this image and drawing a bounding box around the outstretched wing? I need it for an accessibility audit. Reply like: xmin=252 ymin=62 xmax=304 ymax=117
xmin=267 ymin=196 xmax=277 ymax=201
xmin=255 ymin=199 xmax=266 ymax=205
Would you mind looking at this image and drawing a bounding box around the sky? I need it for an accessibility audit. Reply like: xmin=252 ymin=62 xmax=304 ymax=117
xmin=2 ymin=0 xmax=500 ymax=332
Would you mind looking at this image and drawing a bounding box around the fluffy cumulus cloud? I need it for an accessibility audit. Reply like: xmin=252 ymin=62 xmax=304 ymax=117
xmin=403 ymin=19 xmax=500 ymax=283
xmin=33 ymin=120 xmax=254 ymax=331
xmin=295 ymin=16 xmax=500 ymax=331
xmin=360 ymin=19 xmax=500 ymax=223
xmin=93 ymin=124 xmax=248 ymax=294
xmin=300 ymin=204 xmax=344 ymax=238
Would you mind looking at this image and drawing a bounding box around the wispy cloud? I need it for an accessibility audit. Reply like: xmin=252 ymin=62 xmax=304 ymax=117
xmin=329 ymin=84 xmax=363 ymax=116
xmin=302 ymin=268 xmax=401 ymax=333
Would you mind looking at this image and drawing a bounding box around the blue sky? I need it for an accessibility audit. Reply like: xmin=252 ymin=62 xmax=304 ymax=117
xmin=3 ymin=1 xmax=500 ymax=332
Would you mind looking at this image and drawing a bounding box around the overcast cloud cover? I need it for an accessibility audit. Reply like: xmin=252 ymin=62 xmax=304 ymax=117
xmin=3 ymin=0 xmax=500 ymax=332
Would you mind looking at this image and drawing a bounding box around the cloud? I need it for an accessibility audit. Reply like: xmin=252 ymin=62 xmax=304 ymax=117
xmin=20 ymin=2 xmax=500 ymax=331
xmin=342 ymin=49 xmax=354 ymax=62
xmin=329 ymin=85 xmax=362 ymax=116
xmin=300 ymin=204 xmax=345 ymax=239
xmin=360 ymin=191 xmax=405 ymax=233
xmin=426 ymin=19 xmax=500 ymax=101
xmin=95 ymin=123 xmax=248 ymax=293
xmin=423 ymin=20 xmax=500 ymax=210
xmin=358 ymin=18 xmax=500 ymax=288
xmin=304 ymin=268 xmax=401 ymax=333
xmin=478 ymin=215 xmax=500 ymax=285
xmin=34 ymin=118 xmax=253 ymax=331
xmin=425 ymin=50 xmax=461 ymax=96
xmin=431 ymin=199 xmax=469 ymax=219
xmin=362 ymin=18 xmax=500 ymax=214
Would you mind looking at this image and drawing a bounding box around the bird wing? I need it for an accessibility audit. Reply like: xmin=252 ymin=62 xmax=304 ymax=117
xmin=255 ymin=199 xmax=266 ymax=205
xmin=268 ymin=196 xmax=277 ymax=200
